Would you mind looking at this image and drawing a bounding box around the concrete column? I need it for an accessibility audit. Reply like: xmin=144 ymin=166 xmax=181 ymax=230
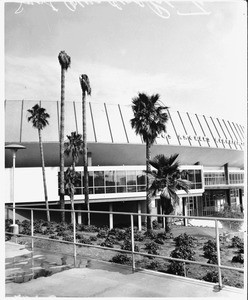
xmin=109 ymin=203 xmax=113 ymax=229
xmin=224 ymin=163 xmax=229 ymax=185
xmin=226 ymin=190 xmax=231 ymax=207
xmin=183 ymin=197 xmax=188 ymax=226
xmin=239 ymin=189 xmax=243 ymax=213
xmin=137 ymin=202 xmax=142 ymax=231
xmin=77 ymin=204 xmax=82 ymax=224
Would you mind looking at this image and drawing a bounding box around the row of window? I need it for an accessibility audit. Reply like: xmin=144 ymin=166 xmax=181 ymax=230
xmin=229 ymin=173 xmax=244 ymax=184
xmin=204 ymin=172 xmax=244 ymax=185
xmin=60 ymin=168 xmax=203 ymax=196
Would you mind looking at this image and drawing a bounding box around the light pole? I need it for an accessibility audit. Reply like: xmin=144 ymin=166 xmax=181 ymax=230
xmin=5 ymin=144 xmax=26 ymax=234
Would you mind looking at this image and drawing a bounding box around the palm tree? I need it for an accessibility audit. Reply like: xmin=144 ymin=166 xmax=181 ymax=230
xmin=27 ymin=104 xmax=50 ymax=222
xmin=58 ymin=50 xmax=71 ymax=222
xmin=64 ymin=131 xmax=83 ymax=222
xmin=130 ymin=93 xmax=168 ymax=230
xmin=64 ymin=131 xmax=84 ymax=170
xmin=147 ymin=154 xmax=191 ymax=232
xmin=79 ymin=74 xmax=91 ymax=225
xmin=64 ymin=166 xmax=81 ymax=224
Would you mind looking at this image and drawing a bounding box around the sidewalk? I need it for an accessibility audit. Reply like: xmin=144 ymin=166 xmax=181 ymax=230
xmin=5 ymin=242 xmax=245 ymax=298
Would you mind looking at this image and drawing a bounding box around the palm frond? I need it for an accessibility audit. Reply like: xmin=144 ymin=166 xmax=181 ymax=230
xmin=58 ymin=51 xmax=71 ymax=70
xmin=79 ymin=74 xmax=91 ymax=95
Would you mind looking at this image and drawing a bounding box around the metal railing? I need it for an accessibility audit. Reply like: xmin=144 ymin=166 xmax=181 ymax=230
xmin=5 ymin=206 xmax=244 ymax=290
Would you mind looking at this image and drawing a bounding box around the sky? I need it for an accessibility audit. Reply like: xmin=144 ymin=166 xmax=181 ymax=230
xmin=4 ymin=0 xmax=247 ymax=123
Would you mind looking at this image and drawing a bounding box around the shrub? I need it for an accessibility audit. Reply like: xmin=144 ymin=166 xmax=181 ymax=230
xmin=144 ymin=230 xmax=157 ymax=240
xmin=108 ymin=228 xmax=127 ymax=241
xmin=90 ymin=235 xmax=97 ymax=242
xmin=167 ymin=261 xmax=185 ymax=276
xmin=121 ymin=240 xmax=139 ymax=252
xmin=134 ymin=232 xmax=144 ymax=242
xmin=5 ymin=219 xmax=12 ymax=232
xmin=78 ymin=237 xmax=93 ymax=245
xmin=152 ymin=220 xmax=161 ymax=229
xmin=231 ymin=236 xmax=243 ymax=248
xmin=20 ymin=220 xmax=31 ymax=235
xmin=174 ymin=233 xmax=195 ymax=248
xmin=207 ymin=254 xmax=218 ymax=265
xmin=42 ymin=228 xmax=54 ymax=235
xmin=146 ymin=259 xmax=162 ymax=270
xmin=145 ymin=241 xmax=160 ymax=255
xmin=170 ymin=245 xmax=195 ymax=261
xmin=34 ymin=269 xmax=52 ymax=279
xmin=154 ymin=238 xmax=164 ymax=245
xmin=232 ymin=253 xmax=244 ymax=264
xmin=202 ymin=270 xmax=225 ymax=283
xmin=100 ymin=237 xmax=114 ymax=248
xmin=110 ymin=254 xmax=131 ymax=265
xmin=203 ymin=240 xmax=217 ymax=259
xmin=157 ymin=232 xmax=167 ymax=240
xmin=81 ymin=225 xmax=99 ymax=232
xmin=62 ymin=235 xmax=74 ymax=242
xmin=97 ymin=229 xmax=108 ymax=238
xmin=56 ymin=223 xmax=68 ymax=234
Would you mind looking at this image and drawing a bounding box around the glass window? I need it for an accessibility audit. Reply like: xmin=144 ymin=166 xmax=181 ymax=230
xmin=137 ymin=171 xmax=146 ymax=185
xmin=127 ymin=171 xmax=136 ymax=185
xmin=94 ymin=171 xmax=104 ymax=187
xmin=116 ymin=171 xmax=126 ymax=186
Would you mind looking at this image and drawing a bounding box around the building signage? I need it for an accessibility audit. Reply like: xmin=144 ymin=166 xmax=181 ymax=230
xmin=177 ymin=134 xmax=244 ymax=146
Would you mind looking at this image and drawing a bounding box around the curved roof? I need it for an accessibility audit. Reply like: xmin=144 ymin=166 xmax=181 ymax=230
xmin=5 ymin=100 xmax=245 ymax=150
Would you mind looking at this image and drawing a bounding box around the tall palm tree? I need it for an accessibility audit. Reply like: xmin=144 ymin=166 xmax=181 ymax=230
xmin=79 ymin=74 xmax=91 ymax=225
xmin=58 ymin=50 xmax=71 ymax=222
xmin=27 ymin=104 xmax=50 ymax=222
xmin=130 ymin=93 xmax=168 ymax=230
xmin=64 ymin=166 xmax=81 ymax=224
xmin=147 ymin=154 xmax=191 ymax=232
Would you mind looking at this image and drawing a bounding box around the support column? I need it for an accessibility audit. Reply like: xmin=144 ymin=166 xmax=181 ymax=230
xmin=138 ymin=202 xmax=142 ymax=231
xmin=224 ymin=163 xmax=229 ymax=185
xmin=239 ymin=189 xmax=243 ymax=213
xmin=226 ymin=190 xmax=231 ymax=207
xmin=183 ymin=197 xmax=188 ymax=226
xmin=109 ymin=203 xmax=113 ymax=229
xmin=77 ymin=204 xmax=82 ymax=224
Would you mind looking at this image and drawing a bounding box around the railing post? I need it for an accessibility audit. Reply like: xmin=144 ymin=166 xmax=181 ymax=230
xmin=130 ymin=214 xmax=135 ymax=272
xmin=73 ymin=210 xmax=77 ymax=267
xmin=31 ymin=209 xmax=34 ymax=251
xmin=215 ymin=219 xmax=223 ymax=290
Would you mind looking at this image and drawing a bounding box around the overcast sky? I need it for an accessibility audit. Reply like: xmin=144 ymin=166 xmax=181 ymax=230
xmin=4 ymin=1 xmax=247 ymax=123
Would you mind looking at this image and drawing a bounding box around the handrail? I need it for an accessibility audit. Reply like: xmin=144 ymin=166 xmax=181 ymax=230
xmin=5 ymin=206 xmax=244 ymax=291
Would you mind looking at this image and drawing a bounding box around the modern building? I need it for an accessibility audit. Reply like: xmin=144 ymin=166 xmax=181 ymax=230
xmin=4 ymin=100 xmax=245 ymax=228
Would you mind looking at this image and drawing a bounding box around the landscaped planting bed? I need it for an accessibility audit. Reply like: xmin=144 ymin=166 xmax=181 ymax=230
xmin=5 ymin=219 xmax=244 ymax=288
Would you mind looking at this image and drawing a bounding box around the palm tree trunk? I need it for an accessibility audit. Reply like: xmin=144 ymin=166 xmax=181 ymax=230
xmin=82 ymin=92 xmax=90 ymax=225
xmin=146 ymin=141 xmax=152 ymax=230
xmin=38 ymin=129 xmax=50 ymax=222
xmin=60 ymin=67 xmax=65 ymax=222
xmin=70 ymin=190 xmax=75 ymax=224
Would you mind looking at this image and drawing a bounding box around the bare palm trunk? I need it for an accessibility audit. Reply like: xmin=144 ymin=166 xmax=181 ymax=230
xmin=38 ymin=129 xmax=50 ymax=222
xmin=60 ymin=67 xmax=65 ymax=222
xmin=82 ymin=92 xmax=90 ymax=225
xmin=146 ymin=141 xmax=152 ymax=230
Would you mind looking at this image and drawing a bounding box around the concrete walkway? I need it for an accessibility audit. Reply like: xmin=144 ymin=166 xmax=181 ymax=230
xmin=5 ymin=242 xmax=245 ymax=298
